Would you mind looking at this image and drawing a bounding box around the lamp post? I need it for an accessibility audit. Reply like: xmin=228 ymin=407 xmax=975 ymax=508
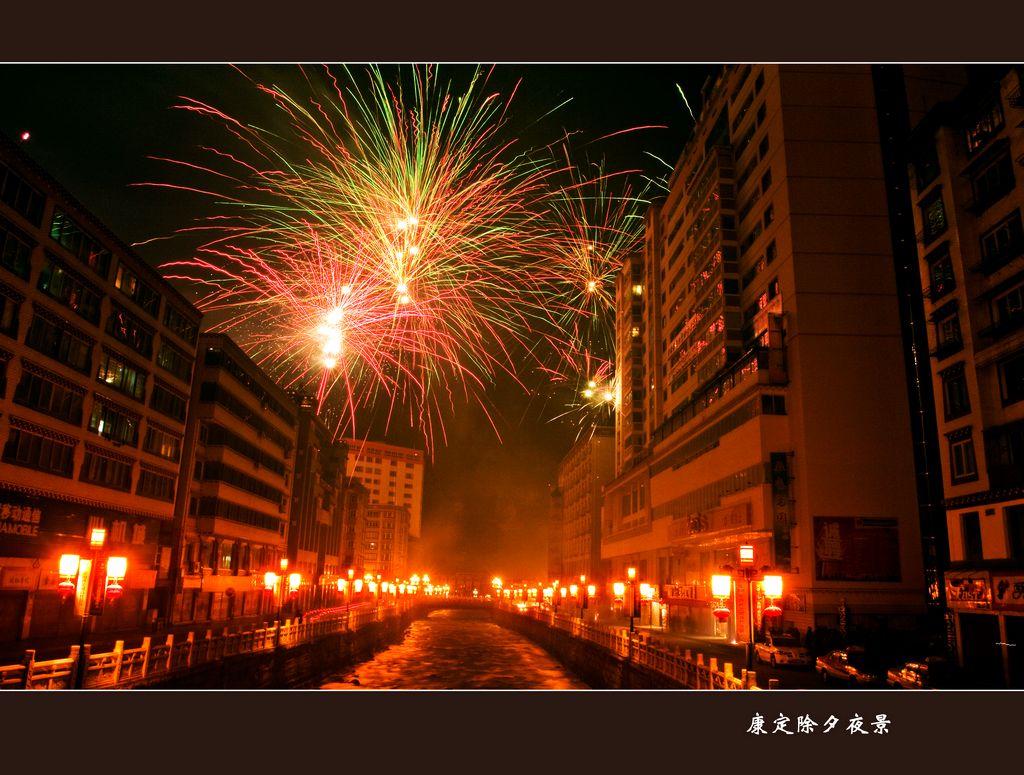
xmin=72 ymin=527 xmax=127 ymax=688
xmin=712 ymin=545 xmax=784 ymax=671
xmin=627 ymin=566 xmax=637 ymax=633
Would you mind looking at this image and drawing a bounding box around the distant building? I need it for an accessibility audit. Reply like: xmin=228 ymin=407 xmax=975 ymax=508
xmin=614 ymin=253 xmax=646 ymax=474
xmin=907 ymin=65 xmax=1024 ymax=687
xmin=360 ymin=503 xmax=410 ymax=581
xmin=602 ymin=65 xmax=966 ymax=645
xmin=342 ymin=437 xmax=423 ymax=535
xmin=556 ymin=428 xmax=614 ymax=589
xmin=0 ymin=133 xmax=201 ymax=643
xmin=547 ymin=484 xmax=563 ymax=583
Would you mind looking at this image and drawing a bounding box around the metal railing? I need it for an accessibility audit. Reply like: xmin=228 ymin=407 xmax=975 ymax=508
xmin=512 ymin=605 xmax=754 ymax=689
xmin=0 ymin=599 xmax=418 ymax=690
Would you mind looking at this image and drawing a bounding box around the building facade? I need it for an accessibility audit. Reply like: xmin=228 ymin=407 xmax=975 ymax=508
xmin=0 ymin=134 xmax=201 ymax=643
xmin=602 ymin=65 xmax=947 ymax=646
xmin=342 ymin=437 xmax=424 ymax=538
xmin=166 ymin=333 xmax=295 ymax=626
xmin=907 ymin=65 xmax=1024 ymax=687
xmin=557 ymin=427 xmax=614 ymax=588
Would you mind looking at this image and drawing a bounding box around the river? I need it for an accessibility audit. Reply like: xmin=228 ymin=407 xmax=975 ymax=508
xmin=321 ymin=608 xmax=591 ymax=689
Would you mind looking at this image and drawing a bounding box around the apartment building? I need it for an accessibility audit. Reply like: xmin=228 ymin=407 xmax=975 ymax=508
xmin=602 ymin=65 xmax=958 ymax=646
xmin=0 ymin=133 xmax=201 ymax=643
xmin=342 ymin=435 xmax=424 ymax=541
xmin=907 ymin=65 xmax=1024 ymax=686
xmin=556 ymin=427 xmax=614 ymax=587
xmin=360 ymin=504 xmax=410 ymax=581
xmin=167 ymin=333 xmax=295 ymax=625
xmin=289 ymin=397 xmax=347 ymax=612
xmin=615 ymin=254 xmax=646 ymax=473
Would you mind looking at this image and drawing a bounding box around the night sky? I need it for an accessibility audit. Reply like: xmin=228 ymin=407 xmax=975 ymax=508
xmin=0 ymin=63 xmax=720 ymax=581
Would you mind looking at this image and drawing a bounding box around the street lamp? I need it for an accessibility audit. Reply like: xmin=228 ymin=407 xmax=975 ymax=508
xmin=627 ymin=566 xmax=638 ymax=633
xmin=73 ymin=527 xmax=127 ymax=688
xmin=714 ymin=545 xmax=784 ymax=671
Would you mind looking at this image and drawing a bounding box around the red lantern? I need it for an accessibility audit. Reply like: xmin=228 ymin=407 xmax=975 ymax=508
xmin=105 ymin=581 xmax=124 ymax=601
xmin=763 ymin=603 xmax=783 ymax=618
xmin=58 ymin=580 xmax=76 ymax=600
xmin=712 ymin=605 xmax=731 ymax=621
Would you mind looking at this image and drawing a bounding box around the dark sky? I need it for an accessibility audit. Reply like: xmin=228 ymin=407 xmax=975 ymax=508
xmin=0 ymin=63 xmax=719 ymax=581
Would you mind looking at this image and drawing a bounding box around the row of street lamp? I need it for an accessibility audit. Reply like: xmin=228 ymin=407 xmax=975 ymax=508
xmin=493 ymin=545 xmax=784 ymax=671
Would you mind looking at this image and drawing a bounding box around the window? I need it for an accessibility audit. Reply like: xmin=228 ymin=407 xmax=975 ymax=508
xmin=760 ymin=169 xmax=772 ymax=193
xmin=991 ymin=283 xmax=1024 ymax=337
xmin=934 ymin=312 xmax=963 ymax=359
xmin=88 ymin=398 xmax=140 ymax=446
xmin=910 ymin=140 xmax=940 ymax=190
xmin=763 ymin=204 xmax=774 ymax=228
xmin=939 ymin=363 xmax=971 ymax=421
xmin=920 ymin=190 xmax=948 ymax=244
xmin=137 ymin=468 xmax=176 ymax=502
xmin=0 ymin=216 xmax=33 ymax=280
xmin=163 ymin=304 xmax=199 ymax=345
xmin=106 ymin=305 xmax=154 ymax=358
xmin=13 ymin=365 xmax=85 ymax=426
xmin=970 ymin=150 xmax=1015 ymax=213
xmin=0 ymin=285 xmax=22 ymax=338
xmin=964 ymin=100 xmax=1004 ymax=155
xmin=114 ymin=263 xmax=160 ymax=318
xmin=998 ymin=349 xmax=1024 ymax=405
xmin=80 ymin=450 xmax=133 ymax=492
xmin=926 ymin=248 xmax=956 ymax=300
xmin=949 ymin=433 xmax=978 ymax=483
xmin=758 ymin=135 xmax=769 ymax=159
xmin=96 ymin=350 xmax=147 ymax=402
xmin=156 ymin=341 xmax=193 ymax=382
xmin=979 ymin=211 xmax=1024 ymax=274
xmin=49 ymin=209 xmax=111 ymax=279
xmin=25 ymin=310 xmax=94 ymax=373
xmin=0 ymin=162 xmax=45 ymax=225
xmin=37 ymin=255 xmax=103 ymax=325
xmin=961 ymin=512 xmax=982 ymax=562
xmin=151 ymin=381 xmax=188 ymax=421
xmin=143 ymin=424 xmax=182 ymax=462
xmin=2 ymin=422 xmax=75 ymax=476
xmin=1007 ymin=506 xmax=1024 ymax=562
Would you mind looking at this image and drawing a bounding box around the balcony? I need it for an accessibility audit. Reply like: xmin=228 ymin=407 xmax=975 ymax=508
xmin=972 ymin=241 xmax=1024 ymax=276
xmin=924 ymin=277 xmax=957 ymax=302
xmin=976 ymin=313 xmax=1024 ymax=341
xmin=930 ymin=336 xmax=964 ymax=360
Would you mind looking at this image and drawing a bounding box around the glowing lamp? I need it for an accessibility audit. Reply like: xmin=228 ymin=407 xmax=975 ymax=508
xmin=627 ymin=567 xmax=636 ymax=581
xmin=354 ymin=579 xmax=363 ymax=593
xmin=337 ymin=579 xmax=347 ymax=593
xmin=711 ymin=574 xmax=732 ymax=598
xmin=59 ymin=554 xmax=81 ymax=577
xmin=106 ymin=556 xmax=127 ymax=580
xmin=569 ymin=584 xmax=578 ymax=596
xmin=639 ymin=583 xmax=655 ymax=599
xmin=560 ymin=587 xmax=567 ymax=598
xmin=762 ymin=575 xmax=783 ymax=598
xmin=89 ymin=528 xmax=106 ymax=549
xmin=587 ymin=585 xmax=596 ymax=597
xmin=264 ymin=571 xmax=278 ymax=591
xmin=613 ymin=582 xmax=625 ymax=596
xmin=288 ymin=573 xmax=301 ymax=592
xmin=739 ymin=545 xmax=755 ymax=565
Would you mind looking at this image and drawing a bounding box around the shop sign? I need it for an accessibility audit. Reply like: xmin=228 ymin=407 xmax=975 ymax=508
xmin=1 ymin=565 xmax=39 ymax=589
xmin=665 ymin=583 xmax=707 ymax=607
xmin=992 ymin=574 xmax=1024 ymax=611
xmin=945 ymin=571 xmax=991 ymax=609
xmin=0 ymin=503 xmax=42 ymax=538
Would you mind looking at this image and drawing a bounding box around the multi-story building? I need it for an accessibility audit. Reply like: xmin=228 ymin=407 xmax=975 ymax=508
xmin=290 ymin=397 xmax=347 ymax=612
xmin=340 ymin=475 xmax=369 ymax=574
xmin=615 ymin=254 xmax=646 ymax=473
xmin=342 ymin=436 xmax=424 ymax=552
xmin=166 ymin=333 xmax=295 ymax=625
xmin=547 ymin=484 xmax=564 ymax=583
xmin=556 ymin=427 xmax=614 ymax=588
xmin=360 ymin=504 xmax=410 ymax=581
xmin=0 ymin=133 xmax=201 ymax=643
xmin=907 ymin=65 xmax=1024 ymax=687
xmin=602 ymin=65 xmax=963 ymax=648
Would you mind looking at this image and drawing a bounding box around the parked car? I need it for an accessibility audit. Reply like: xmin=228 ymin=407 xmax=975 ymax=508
xmin=816 ymin=646 xmax=881 ymax=686
xmin=754 ymin=632 xmax=811 ymax=667
xmin=886 ymin=657 xmax=952 ymax=689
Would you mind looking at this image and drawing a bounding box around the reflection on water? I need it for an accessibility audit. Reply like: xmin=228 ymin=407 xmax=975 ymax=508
xmin=322 ymin=608 xmax=591 ymax=690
